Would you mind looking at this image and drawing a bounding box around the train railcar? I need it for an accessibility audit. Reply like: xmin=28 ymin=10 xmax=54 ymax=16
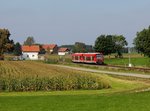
xmin=72 ymin=53 xmax=104 ymax=64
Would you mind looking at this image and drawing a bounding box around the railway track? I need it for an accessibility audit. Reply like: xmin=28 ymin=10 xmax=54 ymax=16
xmin=54 ymin=64 xmax=150 ymax=79
xmin=104 ymin=64 xmax=150 ymax=72
xmin=74 ymin=63 xmax=150 ymax=73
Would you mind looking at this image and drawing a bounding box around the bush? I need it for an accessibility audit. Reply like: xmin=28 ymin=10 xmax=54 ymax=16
xmin=44 ymin=58 xmax=58 ymax=64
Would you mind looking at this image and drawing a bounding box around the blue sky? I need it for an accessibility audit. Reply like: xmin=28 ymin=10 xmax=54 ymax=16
xmin=1 ymin=0 xmax=150 ymax=46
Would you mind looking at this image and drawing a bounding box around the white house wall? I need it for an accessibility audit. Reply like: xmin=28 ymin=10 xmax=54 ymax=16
xmin=22 ymin=52 xmax=39 ymax=60
xmin=58 ymin=52 xmax=69 ymax=56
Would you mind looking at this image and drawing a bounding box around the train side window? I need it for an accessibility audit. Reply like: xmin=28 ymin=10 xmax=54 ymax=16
xmin=78 ymin=56 xmax=80 ymax=60
xmin=91 ymin=56 xmax=94 ymax=61
xmin=72 ymin=56 xmax=75 ymax=60
xmin=86 ymin=56 xmax=91 ymax=61
xmin=75 ymin=56 xmax=78 ymax=60
xmin=83 ymin=56 xmax=86 ymax=60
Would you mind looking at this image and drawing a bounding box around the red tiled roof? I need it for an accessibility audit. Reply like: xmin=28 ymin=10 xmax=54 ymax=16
xmin=42 ymin=44 xmax=57 ymax=50
xmin=22 ymin=45 xmax=40 ymax=52
xmin=58 ymin=48 xmax=69 ymax=52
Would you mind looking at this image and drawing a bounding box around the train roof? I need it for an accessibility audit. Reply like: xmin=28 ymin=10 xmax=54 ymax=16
xmin=72 ymin=53 xmax=103 ymax=55
xmin=83 ymin=53 xmax=102 ymax=54
xmin=72 ymin=53 xmax=83 ymax=55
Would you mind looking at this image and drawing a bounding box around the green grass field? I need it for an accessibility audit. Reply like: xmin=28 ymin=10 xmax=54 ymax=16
xmin=102 ymin=53 xmax=150 ymax=67
xmin=104 ymin=57 xmax=150 ymax=67
xmin=0 ymin=91 xmax=150 ymax=111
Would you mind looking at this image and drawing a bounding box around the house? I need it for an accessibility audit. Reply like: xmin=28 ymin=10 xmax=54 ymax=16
xmin=42 ymin=44 xmax=58 ymax=54
xmin=22 ymin=45 xmax=40 ymax=60
xmin=58 ymin=48 xmax=70 ymax=55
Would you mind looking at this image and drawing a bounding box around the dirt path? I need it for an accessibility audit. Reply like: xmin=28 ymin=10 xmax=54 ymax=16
xmin=53 ymin=65 xmax=150 ymax=79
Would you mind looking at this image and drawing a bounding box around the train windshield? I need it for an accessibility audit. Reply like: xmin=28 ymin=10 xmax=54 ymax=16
xmin=96 ymin=54 xmax=103 ymax=59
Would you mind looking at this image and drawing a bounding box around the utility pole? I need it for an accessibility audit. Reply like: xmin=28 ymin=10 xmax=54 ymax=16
xmin=128 ymin=47 xmax=132 ymax=67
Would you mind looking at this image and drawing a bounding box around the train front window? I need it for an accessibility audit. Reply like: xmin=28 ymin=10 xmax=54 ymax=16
xmin=96 ymin=54 xmax=103 ymax=59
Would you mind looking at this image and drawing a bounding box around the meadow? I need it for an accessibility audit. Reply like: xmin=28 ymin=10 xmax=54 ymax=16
xmin=104 ymin=53 xmax=150 ymax=67
xmin=0 ymin=90 xmax=150 ymax=111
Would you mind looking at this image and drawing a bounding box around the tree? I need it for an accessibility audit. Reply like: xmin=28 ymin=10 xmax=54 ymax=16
xmin=86 ymin=45 xmax=94 ymax=52
xmin=94 ymin=35 xmax=128 ymax=57
xmin=113 ymin=35 xmax=128 ymax=57
xmin=94 ymin=35 xmax=115 ymax=55
xmin=0 ymin=29 xmax=14 ymax=59
xmin=4 ymin=39 xmax=14 ymax=53
xmin=13 ymin=42 xmax=22 ymax=56
xmin=24 ymin=36 xmax=35 ymax=46
xmin=134 ymin=26 xmax=150 ymax=57
xmin=39 ymin=45 xmax=46 ymax=54
xmin=72 ymin=42 xmax=87 ymax=53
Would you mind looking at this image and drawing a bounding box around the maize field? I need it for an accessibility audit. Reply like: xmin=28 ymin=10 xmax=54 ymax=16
xmin=0 ymin=61 xmax=110 ymax=92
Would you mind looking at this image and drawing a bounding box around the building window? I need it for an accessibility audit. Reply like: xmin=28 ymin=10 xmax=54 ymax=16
xmin=27 ymin=55 xmax=29 ymax=58
xmin=32 ymin=55 xmax=35 ymax=57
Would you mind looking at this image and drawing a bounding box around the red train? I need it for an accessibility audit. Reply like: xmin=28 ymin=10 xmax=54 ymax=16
xmin=72 ymin=53 xmax=104 ymax=64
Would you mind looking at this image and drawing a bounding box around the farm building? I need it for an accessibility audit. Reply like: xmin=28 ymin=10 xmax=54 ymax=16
xmin=42 ymin=44 xmax=58 ymax=54
xmin=58 ymin=48 xmax=70 ymax=55
xmin=22 ymin=45 xmax=40 ymax=60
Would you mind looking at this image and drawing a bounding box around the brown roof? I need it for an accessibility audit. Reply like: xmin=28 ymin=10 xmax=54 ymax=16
xmin=22 ymin=45 xmax=40 ymax=52
xmin=58 ymin=48 xmax=69 ymax=52
xmin=42 ymin=44 xmax=57 ymax=50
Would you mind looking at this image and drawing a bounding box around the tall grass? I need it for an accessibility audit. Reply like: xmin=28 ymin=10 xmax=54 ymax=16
xmin=0 ymin=61 xmax=110 ymax=92
xmin=44 ymin=54 xmax=72 ymax=64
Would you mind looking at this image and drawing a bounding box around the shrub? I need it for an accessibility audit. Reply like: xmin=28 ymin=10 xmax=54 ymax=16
xmin=44 ymin=58 xmax=58 ymax=64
